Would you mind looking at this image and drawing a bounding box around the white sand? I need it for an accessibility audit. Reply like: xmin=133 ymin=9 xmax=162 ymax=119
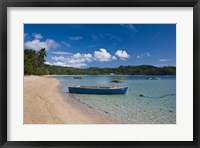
xmin=24 ymin=76 xmax=115 ymax=124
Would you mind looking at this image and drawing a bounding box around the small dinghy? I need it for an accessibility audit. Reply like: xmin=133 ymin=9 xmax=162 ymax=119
xmin=68 ymin=85 xmax=128 ymax=94
xmin=73 ymin=76 xmax=82 ymax=79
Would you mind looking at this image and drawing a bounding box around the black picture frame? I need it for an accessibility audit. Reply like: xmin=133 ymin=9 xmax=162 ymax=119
xmin=0 ymin=0 xmax=199 ymax=147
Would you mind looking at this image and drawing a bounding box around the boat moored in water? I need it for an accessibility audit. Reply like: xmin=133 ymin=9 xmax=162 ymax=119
xmin=73 ymin=76 xmax=83 ymax=79
xmin=68 ymin=85 xmax=128 ymax=94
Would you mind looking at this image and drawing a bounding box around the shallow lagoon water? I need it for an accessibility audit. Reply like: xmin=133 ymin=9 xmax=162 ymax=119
xmin=52 ymin=75 xmax=176 ymax=124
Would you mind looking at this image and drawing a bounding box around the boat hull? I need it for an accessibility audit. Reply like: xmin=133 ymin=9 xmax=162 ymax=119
xmin=68 ymin=86 xmax=128 ymax=94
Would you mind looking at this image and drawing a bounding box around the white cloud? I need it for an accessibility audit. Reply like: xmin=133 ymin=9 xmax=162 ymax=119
xmin=73 ymin=53 xmax=82 ymax=59
xmin=45 ymin=61 xmax=52 ymax=65
xmin=69 ymin=36 xmax=83 ymax=40
xmin=25 ymin=38 xmax=60 ymax=51
xmin=50 ymin=49 xmax=112 ymax=68
xmin=73 ymin=53 xmax=93 ymax=62
xmin=50 ymin=48 xmax=129 ymax=68
xmin=46 ymin=61 xmax=87 ymax=68
xmin=47 ymin=61 xmax=85 ymax=68
xmin=159 ymin=59 xmax=170 ymax=62
xmin=115 ymin=50 xmax=129 ymax=60
xmin=33 ymin=33 xmax=43 ymax=39
xmin=137 ymin=52 xmax=151 ymax=59
xmin=67 ymin=63 xmax=87 ymax=68
xmin=112 ymin=56 xmax=117 ymax=60
xmin=25 ymin=39 xmax=47 ymax=51
xmin=52 ymin=51 xmax=72 ymax=55
xmin=50 ymin=52 xmax=92 ymax=68
xmin=53 ymin=62 xmax=67 ymax=66
xmin=61 ymin=41 xmax=71 ymax=47
xmin=94 ymin=48 xmax=112 ymax=62
xmin=45 ymin=39 xmax=60 ymax=49
xmin=84 ymin=53 xmax=92 ymax=59
xmin=51 ymin=56 xmax=65 ymax=62
xmin=52 ymin=61 xmax=76 ymax=67
xmin=83 ymin=53 xmax=93 ymax=62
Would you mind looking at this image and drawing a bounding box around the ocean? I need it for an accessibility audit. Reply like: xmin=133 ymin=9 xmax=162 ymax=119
xmin=51 ymin=75 xmax=176 ymax=124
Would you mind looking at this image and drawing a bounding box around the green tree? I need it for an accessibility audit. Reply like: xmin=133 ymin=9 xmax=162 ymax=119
xmin=38 ymin=48 xmax=47 ymax=67
xmin=24 ymin=57 xmax=33 ymax=75
xmin=24 ymin=48 xmax=47 ymax=75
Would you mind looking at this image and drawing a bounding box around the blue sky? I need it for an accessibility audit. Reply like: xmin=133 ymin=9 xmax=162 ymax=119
xmin=24 ymin=24 xmax=176 ymax=68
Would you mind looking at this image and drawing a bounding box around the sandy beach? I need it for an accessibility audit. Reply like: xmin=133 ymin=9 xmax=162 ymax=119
xmin=24 ymin=76 xmax=115 ymax=124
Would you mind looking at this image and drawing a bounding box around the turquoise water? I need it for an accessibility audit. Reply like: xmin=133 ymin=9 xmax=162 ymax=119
xmin=51 ymin=75 xmax=176 ymax=124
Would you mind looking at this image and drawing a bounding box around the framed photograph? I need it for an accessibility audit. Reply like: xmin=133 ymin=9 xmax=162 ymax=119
xmin=0 ymin=0 xmax=199 ymax=147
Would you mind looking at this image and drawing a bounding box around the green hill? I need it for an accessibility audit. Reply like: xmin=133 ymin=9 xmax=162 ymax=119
xmin=44 ymin=64 xmax=176 ymax=75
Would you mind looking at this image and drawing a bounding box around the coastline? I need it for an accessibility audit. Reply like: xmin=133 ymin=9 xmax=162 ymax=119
xmin=24 ymin=75 xmax=116 ymax=124
xmin=46 ymin=74 xmax=176 ymax=77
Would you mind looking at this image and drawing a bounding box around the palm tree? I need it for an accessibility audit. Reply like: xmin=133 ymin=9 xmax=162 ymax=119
xmin=38 ymin=48 xmax=47 ymax=66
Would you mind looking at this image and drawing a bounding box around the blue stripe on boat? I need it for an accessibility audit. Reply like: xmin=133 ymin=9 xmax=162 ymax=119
xmin=68 ymin=86 xmax=128 ymax=94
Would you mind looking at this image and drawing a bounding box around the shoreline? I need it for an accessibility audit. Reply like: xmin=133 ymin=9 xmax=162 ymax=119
xmin=46 ymin=74 xmax=176 ymax=77
xmin=24 ymin=75 xmax=116 ymax=124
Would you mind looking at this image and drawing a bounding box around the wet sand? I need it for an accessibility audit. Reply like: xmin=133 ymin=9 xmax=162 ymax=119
xmin=24 ymin=76 xmax=115 ymax=124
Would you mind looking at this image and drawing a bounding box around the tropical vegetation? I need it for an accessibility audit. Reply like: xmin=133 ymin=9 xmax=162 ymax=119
xmin=24 ymin=48 xmax=47 ymax=75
